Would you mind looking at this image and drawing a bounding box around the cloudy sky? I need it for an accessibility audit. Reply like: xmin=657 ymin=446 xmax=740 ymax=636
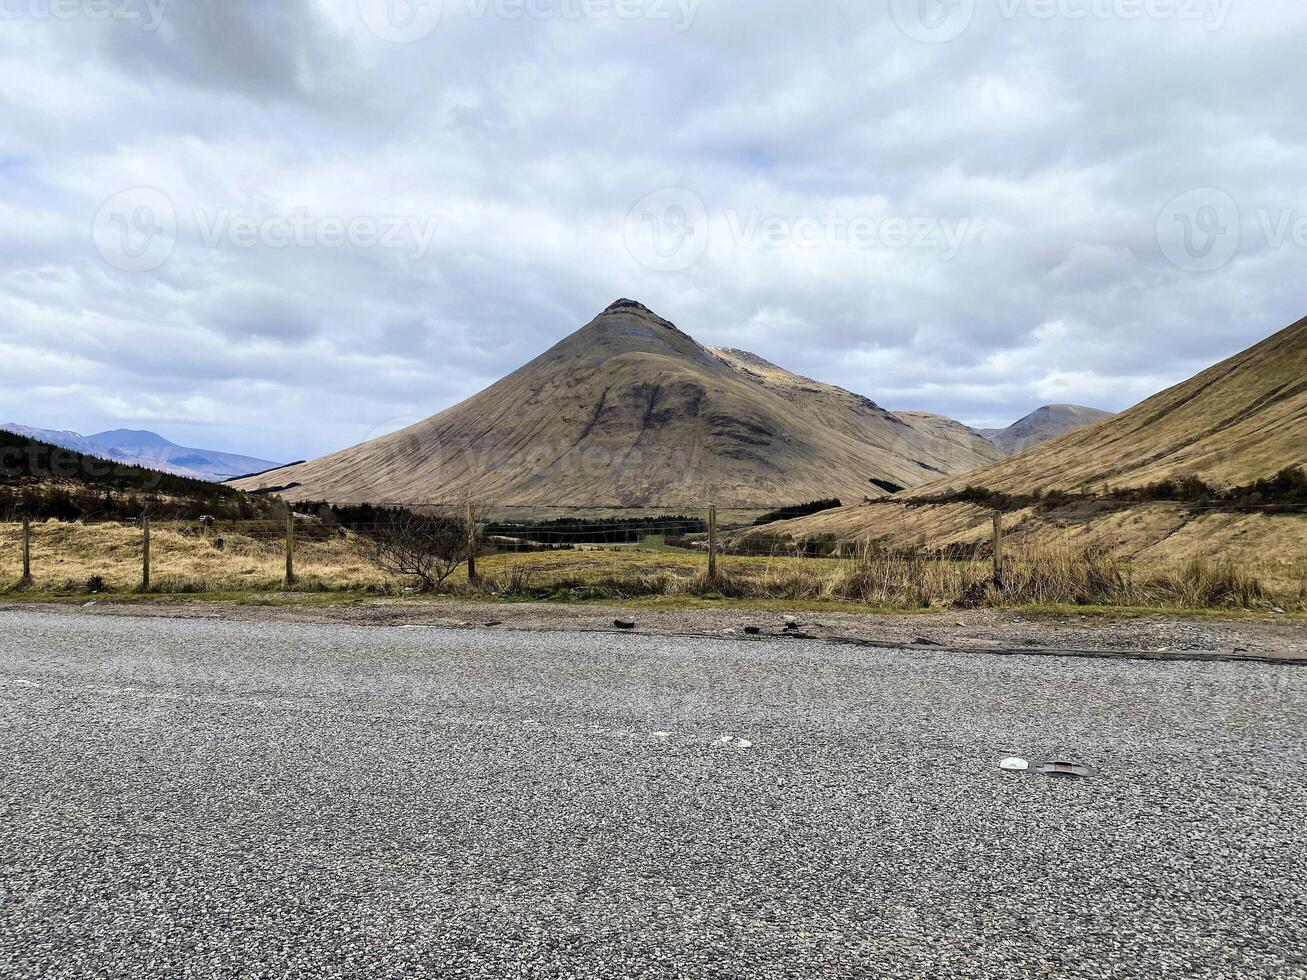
xmin=1 ymin=0 xmax=1304 ymax=462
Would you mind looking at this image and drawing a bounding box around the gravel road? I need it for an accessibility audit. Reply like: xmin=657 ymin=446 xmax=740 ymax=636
xmin=1 ymin=609 xmax=1304 ymax=979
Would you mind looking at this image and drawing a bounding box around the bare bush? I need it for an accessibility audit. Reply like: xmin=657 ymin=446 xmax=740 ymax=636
xmin=359 ymin=506 xmax=484 ymax=593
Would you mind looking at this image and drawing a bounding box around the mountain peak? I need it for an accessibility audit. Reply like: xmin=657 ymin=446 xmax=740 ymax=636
xmin=979 ymin=404 xmax=1116 ymax=454
xmin=597 ymin=298 xmax=683 ymax=332
xmin=564 ymin=298 xmax=695 ymax=357
xmin=88 ymin=428 xmax=176 ymax=449
xmin=6 ymin=423 xmax=277 ymax=481
xmin=603 ymin=298 xmax=654 ymax=315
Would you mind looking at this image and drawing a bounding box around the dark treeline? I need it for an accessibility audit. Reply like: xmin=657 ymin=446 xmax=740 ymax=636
xmin=291 ymin=501 xmax=475 ymax=543
xmin=292 ymin=500 xmax=409 ymax=528
xmin=486 ymin=515 xmax=705 ymax=545
xmin=0 ymin=431 xmax=256 ymax=521
xmin=752 ymin=499 xmax=842 ymax=526
xmin=912 ymin=466 xmax=1307 ymax=512
xmin=0 ymin=485 xmax=260 ymax=522
xmin=294 ymin=501 xmax=707 ymax=545
xmin=0 ymin=431 xmax=239 ymax=496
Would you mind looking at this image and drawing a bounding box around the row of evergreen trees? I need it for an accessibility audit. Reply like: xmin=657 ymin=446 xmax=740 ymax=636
xmin=0 ymin=431 xmax=255 ymax=521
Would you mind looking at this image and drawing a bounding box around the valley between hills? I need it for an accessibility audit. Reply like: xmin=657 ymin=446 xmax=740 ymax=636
xmin=226 ymin=301 xmax=1305 ymax=571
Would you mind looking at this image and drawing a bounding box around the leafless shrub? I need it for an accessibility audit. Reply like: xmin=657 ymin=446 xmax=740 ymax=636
xmin=359 ymin=505 xmax=484 ymax=593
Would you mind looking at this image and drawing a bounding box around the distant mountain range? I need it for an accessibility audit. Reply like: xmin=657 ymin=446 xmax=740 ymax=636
xmin=977 ymin=404 xmax=1115 ymax=454
xmin=0 ymin=424 xmax=280 ymax=482
xmin=231 ymin=299 xmax=1005 ymax=508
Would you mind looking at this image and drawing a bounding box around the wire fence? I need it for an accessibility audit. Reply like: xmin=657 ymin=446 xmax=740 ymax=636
xmin=0 ymin=505 xmax=734 ymax=593
xmin=2 ymin=495 xmax=1305 ymax=599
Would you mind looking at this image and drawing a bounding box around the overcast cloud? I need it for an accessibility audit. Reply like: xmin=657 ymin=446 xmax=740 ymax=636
xmin=1 ymin=0 xmax=1304 ymax=461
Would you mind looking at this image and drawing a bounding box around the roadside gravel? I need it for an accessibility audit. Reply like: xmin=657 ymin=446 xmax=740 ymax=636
xmin=1 ymin=608 xmax=1304 ymax=978
xmin=7 ymin=597 xmax=1306 ymax=663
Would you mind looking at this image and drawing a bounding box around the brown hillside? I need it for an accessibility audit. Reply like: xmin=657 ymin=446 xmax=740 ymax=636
xmin=920 ymin=314 xmax=1306 ymax=496
xmin=749 ymin=315 xmax=1307 ymax=561
xmin=230 ymin=300 xmax=1003 ymax=508
xmin=740 ymin=499 xmax=1307 ymax=585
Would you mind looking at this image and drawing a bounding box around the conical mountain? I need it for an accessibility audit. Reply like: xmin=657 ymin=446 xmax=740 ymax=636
xmin=231 ymin=300 xmax=1002 ymax=508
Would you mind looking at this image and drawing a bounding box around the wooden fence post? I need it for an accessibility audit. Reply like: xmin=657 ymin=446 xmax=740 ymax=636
xmin=707 ymin=503 xmax=718 ymax=581
xmin=141 ymin=516 xmax=151 ymax=592
xmin=466 ymin=501 xmax=480 ymax=584
xmin=285 ymin=510 xmax=296 ymax=588
xmin=20 ymin=516 xmax=31 ymax=585
xmin=991 ymin=510 xmax=1004 ymax=587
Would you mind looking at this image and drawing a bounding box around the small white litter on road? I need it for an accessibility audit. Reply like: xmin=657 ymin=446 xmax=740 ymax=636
xmin=1000 ymin=757 xmax=1029 ymax=772
xmin=717 ymin=734 xmax=753 ymax=748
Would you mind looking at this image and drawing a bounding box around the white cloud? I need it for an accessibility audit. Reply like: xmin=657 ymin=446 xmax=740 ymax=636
xmin=0 ymin=0 xmax=1303 ymax=459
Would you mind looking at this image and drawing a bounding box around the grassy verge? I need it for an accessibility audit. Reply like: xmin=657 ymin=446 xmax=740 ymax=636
xmin=5 ymin=590 xmax=1303 ymax=624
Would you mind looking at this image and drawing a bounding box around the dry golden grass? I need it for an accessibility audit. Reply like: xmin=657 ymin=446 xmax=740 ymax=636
xmin=0 ymin=521 xmax=388 ymax=594
xmin=752 ymin=501 xmax=1307 ymax=592
xmin=2 ymin=520 xmax=1302 ymax=612
xmin=476 ymin=543 xmax=1303 ymax=612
